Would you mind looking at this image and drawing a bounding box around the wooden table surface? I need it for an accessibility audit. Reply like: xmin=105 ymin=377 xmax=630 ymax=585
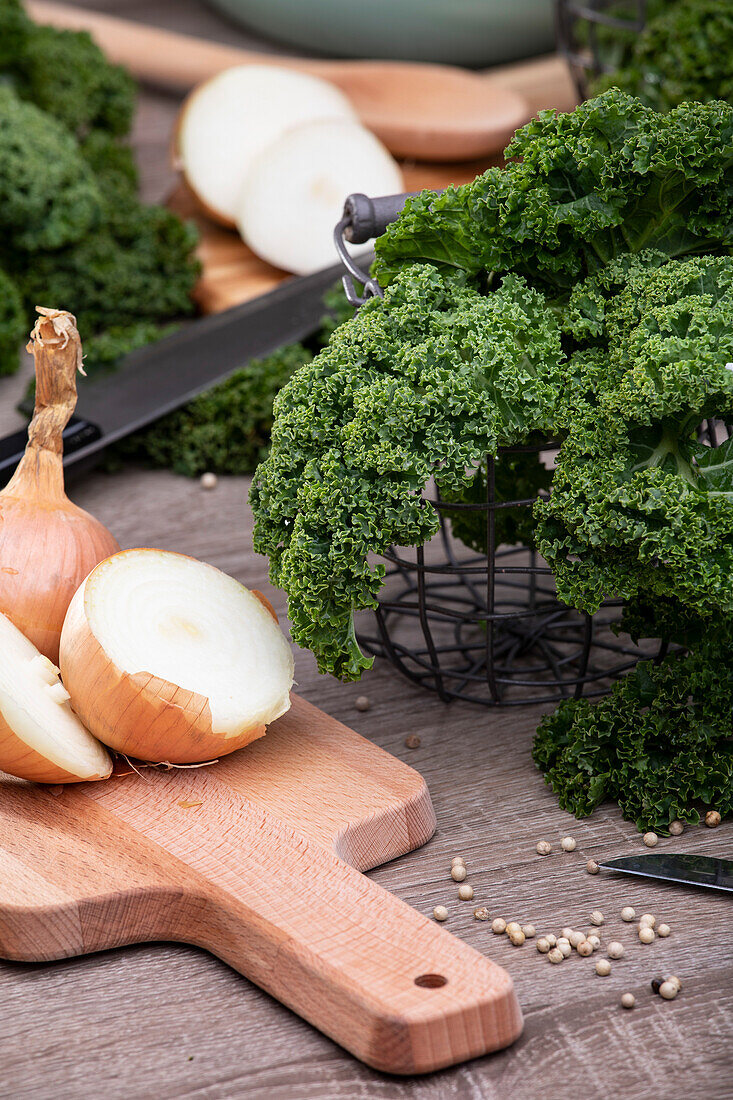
xmin=1 ymin=4 xmax=731 ymax=1097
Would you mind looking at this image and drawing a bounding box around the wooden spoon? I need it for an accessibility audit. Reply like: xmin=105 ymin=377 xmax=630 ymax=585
xmin=27 ymin=1 xmax=530 ymax=161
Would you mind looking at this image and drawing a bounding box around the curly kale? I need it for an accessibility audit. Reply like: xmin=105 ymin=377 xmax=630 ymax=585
xmin=533 ymin=637 xmax=733 ymax=833
xmin=117 ymin=343 xmax=313 ymax=477
xmin=252 ymin=264 xmax=565 ymax=678
xmin=591 ymin=0 xmax=733 ymax=112
xmin=0 ymin=267 xmax=25 ymax=376
xmin=11 ymin=25 xmax=136 ymax=139
xmin=0 ymin=0 xmax=31 ymax=69
xmin=375 ymin=91 xmax=733 ymax=293
xmin=0 ymin=86 xmax=102 ymax=253
xmin=536 ymin=255 xmax=733 ymax=616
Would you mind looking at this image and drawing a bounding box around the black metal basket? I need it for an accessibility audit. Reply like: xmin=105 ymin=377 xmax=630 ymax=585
xmin=554 ymin=0 xmax=648 ymax=100
xmin=332 ymin=197 xmax=664 ymax=706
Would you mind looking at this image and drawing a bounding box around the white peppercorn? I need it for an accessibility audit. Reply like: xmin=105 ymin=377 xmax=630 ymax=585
xmin=548 ymin=947 xmax=564 ymax=964
xmin=492 ymin=918 xmax=507 ymax=934
xmin=558 ymin=941 xmax=572 ymax=958
xmin=643 ymin=832 xmax=658 ymax=847
xmin=589 ymin=910 xmax=604 ymax=927
xmin=505 ymin=921 xmax=522 ymax=935
xmin=639 ymin=926 xmax=655 ymax=944
xmin=451 ymin=864 xmax=467 ymax=882
xmin=451 ymin=856 xmax=466 ymax=867
xmin=561 ymin=927 xmax=575 ymax=941
xmin=508 ymin=929 xmax=525 ymax=946
xmin=621 ymin=993 xmax=636 ymax=1009
xmin=705 ymin=810 xmax=722 ymax=828
xmin=657 ymin=923 xmax=671 ymax=938
xmin=536 ymin=938 xmax=551 ymax=954
xmin=200 ymin=471 xmax=218 ymax=490
xmin=620 ymin=906 xmax=636 ymax=922
xmin=458 ymin=884 xmax=474 ymax=901
xmin=577 ymin=940 xmax=593 ymax=957
xmin=595 ymin=959 xmax=611 ymax=976
xmin=473 ymin=906 xmax=490 ymax=921
xmin=607 ymin=941 xmax=625 ymax=959
xmin=522 ymin=924 xmax=536 ymax=938
xmin=569 ymin=930 xmax=585 ymax=948
xmin=667 ymin=975 xmax=682 ymax=992
xmin=639 ymin=913 xmax=655 ymax=927
xmin=433 ymin=906 xmax=448 ymax=922
xmin=669 ymin=820 xmax=684 ymax=836
xmin=561 ymin=836 xmax=577 ymax=852
xmin=536 ymin=840 xmax=552 ymax=855
xmin=545 ymin=934 xmax=557 ymax=947
xmin=354 ymin=695 xmax=370 ymax=712
xmin=659 ymin=980 xmax=678 ymax=1000
xmin=586 ymin=859 xmax=600 ymax=874
xmin=587 ymin=934 xmax=601 ymax=950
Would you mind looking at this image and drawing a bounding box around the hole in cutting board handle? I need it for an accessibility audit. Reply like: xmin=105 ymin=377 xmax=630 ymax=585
xmin=414 ymin=973 xmax=448 ymax=989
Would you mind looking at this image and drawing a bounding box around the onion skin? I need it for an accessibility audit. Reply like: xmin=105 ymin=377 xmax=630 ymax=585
xmin=0 ymin=309 xmax=119 ymax=663
xmin=0 ymin=710 xmax=112 ymax=784
xmin=60 ymin=574 xmax=267 ymax=764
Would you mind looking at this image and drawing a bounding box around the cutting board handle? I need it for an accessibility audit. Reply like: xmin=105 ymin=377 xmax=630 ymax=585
xmin=184 ymin=802 xmax=522 ymax=1074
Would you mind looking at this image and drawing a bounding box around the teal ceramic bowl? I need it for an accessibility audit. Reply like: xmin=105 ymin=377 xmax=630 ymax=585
xmin=207 ymin=0 xmax=556 ymax=67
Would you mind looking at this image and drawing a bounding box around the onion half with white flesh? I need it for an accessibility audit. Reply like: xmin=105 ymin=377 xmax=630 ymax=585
xmin=59 ymin=549 xmax=294 ymax=764
xmin=236 ymin=119 xmax=404 ymax=274
xmin=0 ymin=611 xmax=112 ymax=784
xmin=176 ymin=65 xmax=357 ymax=227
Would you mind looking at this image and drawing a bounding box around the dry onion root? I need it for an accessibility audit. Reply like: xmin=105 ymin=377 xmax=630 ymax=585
xmin=0 ymin=309 xmax=118 ymax=663
xmin=175 ymin=65 xmax=357 ymax=227
xmin=0 ymin=610 xmax=112 ymax=784
xmin=60 ymin=549 xmax=294 ymax=764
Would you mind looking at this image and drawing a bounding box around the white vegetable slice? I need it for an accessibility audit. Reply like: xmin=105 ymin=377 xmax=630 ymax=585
xmin=0 ymin=611 xmax=112 ymax=784
xmin=237 ymin=119 xmax=404 ymax=274
xmin=176 ymin=65 xmax=357 ymax=226
xmin=59 ymin=549 xmax=294 ymax=764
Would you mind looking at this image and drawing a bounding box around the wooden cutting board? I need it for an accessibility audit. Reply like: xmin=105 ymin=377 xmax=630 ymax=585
xmin=0 ymin=694 xmax=522 ymax=1075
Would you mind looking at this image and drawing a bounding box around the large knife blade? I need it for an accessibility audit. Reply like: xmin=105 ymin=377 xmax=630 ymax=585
xmin=599 ymin=853 xmax=733 ymax=893
xmin=0 ymin=260 xmax=350 ymax=486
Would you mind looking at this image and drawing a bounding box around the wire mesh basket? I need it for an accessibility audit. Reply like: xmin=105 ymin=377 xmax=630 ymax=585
xmin=333 ymin=197 xmax=664 ymax=706
xmin=554 ymin=0 xmax=648 ymax=100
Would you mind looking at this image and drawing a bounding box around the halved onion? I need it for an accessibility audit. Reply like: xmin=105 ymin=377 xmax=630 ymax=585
xmin=0 ymin=610 xmax=112 ymax=784
xmin=236 ymin=119 xmax=404 ymax=274
xmin=59 ymin=549 xmax=294 ymax=764
xmin=176 ymin=65 xmax=357 ymax=227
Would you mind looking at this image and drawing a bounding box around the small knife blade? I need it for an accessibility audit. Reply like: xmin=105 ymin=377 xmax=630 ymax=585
xmin=0 ymin=259 xmax=352 ymax=487
xmin=599 ymin=853 xmax=733 ymax=893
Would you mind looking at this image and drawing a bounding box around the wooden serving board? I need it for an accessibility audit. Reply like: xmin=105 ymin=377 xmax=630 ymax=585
xmin=0 ymin=694 xmax=522 ymax=1075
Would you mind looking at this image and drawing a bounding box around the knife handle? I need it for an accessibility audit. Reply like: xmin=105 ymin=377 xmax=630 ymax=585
xmin=0 ymin=418 xmax=102 ymax=487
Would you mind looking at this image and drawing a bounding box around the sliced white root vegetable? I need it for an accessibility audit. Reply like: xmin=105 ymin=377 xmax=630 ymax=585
xmin=0 ymin=611 xmax=112 ymax=784
xmin=59 ymin=549 xmax=294 ymax=764
xmin=176 ymin=65 xmax=357 ymax=226
xmin=237 ymin=120 xmax=404 ymax=275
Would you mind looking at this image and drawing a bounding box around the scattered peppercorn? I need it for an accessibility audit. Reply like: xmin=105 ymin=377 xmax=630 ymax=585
xmin=558 ymin=941 xmax=572 ymax=958
xmin=505 ymin=922 xmax=522 ymax=935
xmin=561 ymin=927 xmax=574 ymax=940
xmin=404 ymin=734 xmax=421 ymax=749
xmin=587 ymin=935 xmax=601 ymax=950
xmin=657 ymin=923 xmax=671 ymax=938
xmin=492 ymin=918 xmax=507 ymax=934
xmin=509 ymin=929 xmax=525 ymax=946
xmin=577 ymin=940 xmax=593 ymax=957
xmin=639 ymin=914 xmax=655 ymax=928
xmin=536 ymin=840 xmax=552 ymax=855
xmin=545 ymin=934 xmax=557 ymax=947
xmin=668 ymin=820 xmax=684 ymax=836
xmin=651 ymin=978 xmax=663 ymax=995
xmin=548 ymin=947 xmax=564 ymax=964
xmin=639 ymin=926 xmax=655 ymax=944
xmin=643 ymin=832 xmax=658 ymax=847
xmin=586 ymin=859 xmax=600 ymax=874
xmin=522 ymin=924 xmax=536 ymax=938
xmin=433 ymin=906 xmax=448 ymax=922
xmin=668 ymin=975 xmax=682 ymax=992
xmin=536 ymin=937 xmax=551 ymax=954
xmin=561 ymin=836 xmax=576 ymax=852
xmin=569 ymin=930 xmax=585 ymax=948
xmin=451 ymin=856 xmax=465 ymax=868
xmin=621 ymin=993 xmax=636 ymax=1010
xmin=607 ymin=942 xmax=625 ymax=959
xmin=659 ymin=981 xmax=678 ymax=1000
xmin=473 ymin=906 xmax=490 ymax=921
xmin=354 ymin=696 xmax=370 ymax=712
xmin=596 ymin=959 xmax=611 ymax=976
xmin=200 ymin=471 xmax=218 ymax=490
xmin=705 ymin=810 xmax=722 ymax=828
xmin=620 ymin=906 xmax=636 ymax=922
xmin=451 ymin=865 xmax=467 ymax=882
xmin=589 ymin=910 xmax=604 ymax=927
xmin=458 ymin=884 xmax=474 ymax=901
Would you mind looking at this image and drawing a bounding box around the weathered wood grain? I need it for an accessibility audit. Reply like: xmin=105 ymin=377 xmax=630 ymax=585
xmin=0 ymin=3 xmax=730 ymax=1096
